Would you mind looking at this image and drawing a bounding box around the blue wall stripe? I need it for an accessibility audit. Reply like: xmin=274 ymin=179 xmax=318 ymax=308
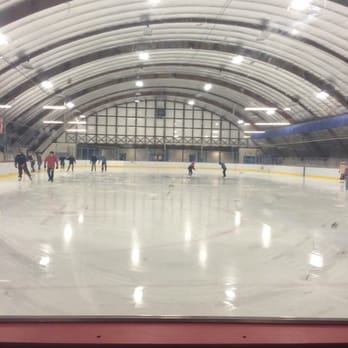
xmin=252 ymin=113 xmax=348 ymax=139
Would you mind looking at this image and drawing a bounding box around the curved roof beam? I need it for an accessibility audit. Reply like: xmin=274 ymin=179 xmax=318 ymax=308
xmin=13 ymin=63 xmax=316 ymax=121
xmin=2 ymin=41 xmax=346 ymax=107
xmin=1 ymin=16 xmax=347 ymax=79
xmin=12 ymin=73 xmax=294 ymax=128
xmin=0 ymin=0 xmax=72 ymax=27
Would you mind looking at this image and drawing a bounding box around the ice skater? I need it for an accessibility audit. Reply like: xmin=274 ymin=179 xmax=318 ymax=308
xmin=99 ymin=155 xmax=107 ymax=172
xmin=44 ymin=151 xmax=59 ymax=182
xmin=14 ymin=149 xmax=32 ymax=181
xmin=338 ymin=160 xmax=347 ymax=181
xmin=66 ymin=155 xmax=76 ymax=172
xmin=219 ymin=161 xmax=227 ymax=177
xmin=188 ymin=162 xmax=195 ymax=176
xmin=59 ymin=155 xmax=66 ymax=169
xmin=90 ymin=154 xmax=97 ymax=172
xmin=36 ymin=153 xmax=42 ymax=171
xmin=28 ymin=152 xmax=36 ymax=172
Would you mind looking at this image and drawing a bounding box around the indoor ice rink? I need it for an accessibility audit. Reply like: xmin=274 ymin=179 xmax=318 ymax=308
xmin=0 ymin=0 xmax=348 ymax=346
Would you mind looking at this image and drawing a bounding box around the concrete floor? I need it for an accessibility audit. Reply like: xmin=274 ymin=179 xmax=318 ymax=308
xmin=0 ymin=168 xmax=348 ymax=317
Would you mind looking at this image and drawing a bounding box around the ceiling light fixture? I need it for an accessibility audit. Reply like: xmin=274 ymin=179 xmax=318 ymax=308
xmin=204 ymin=83 xmax=212 ymax=91
xmin=41 ymin=80 xmax=54 ymax=90
xmin=266 ymin=109 xmax=276 ymax=115
xmin=237 ymin=120 xmax=244 ymax=124
xmin=232 ymin=55 xmax=244 ymax=65
xmin=244 ymin=123 xmax=251 ymax=126
xmin=244 ymin=131 xmax=266 ymax=134
xmin=316 ymin=91 xmax=329 ymax=100
xmin=66 ymin=101 xmax=75 ymax=109
xmin=67 ymin=121 xmax=87 ymax=124
xmin=79 ymin=114 xmax=86 ymax=118
xmin=255 ymin=122 xmax=290 ymax=126
xmin=283 ymin=107 xmax=291 ymax=111
xmin=188 ymin=100 xmax=195 ymax=106
xmin=42 ymin=120 xmax=64 ymax=124
xmin=289 ymin=0 xmax=312 ymax=11
xmin=138 ymin=52 xmax=149 ymax=60
xmin=66 ymin=128 xmax=87 ymax=133
xmin=0 ymin=104 xmax=12 ymax=109
xmin=136 ymin=80 xmax=144 ymax=87
xmin=245 ymin=107 xmax=277 ymax=111
xmin=291 ymin=28 xmax=299 ymax=35
xmin=43 ymin=105 xmax=66 ymax=110
xmin=0 ymin=34 xmax=8 ymax=45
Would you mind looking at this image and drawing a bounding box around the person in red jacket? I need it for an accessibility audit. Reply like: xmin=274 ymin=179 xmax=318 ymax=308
xmin=44 ymin=151 xmax=59 ymax=182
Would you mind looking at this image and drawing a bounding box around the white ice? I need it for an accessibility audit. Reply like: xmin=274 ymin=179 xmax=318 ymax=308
xmin=0 ymin=167 xmax=348 ymax=318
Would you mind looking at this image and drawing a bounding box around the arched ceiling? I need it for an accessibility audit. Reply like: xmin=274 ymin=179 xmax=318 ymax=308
xmin=0 ymin=0 xmax=347 ymax=152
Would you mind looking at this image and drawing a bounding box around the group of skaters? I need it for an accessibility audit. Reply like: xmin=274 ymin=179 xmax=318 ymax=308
xmin=188 ymin=161 xmax=227 ymax=177
xmin=14 ymin=149 xmax=109 ymax=182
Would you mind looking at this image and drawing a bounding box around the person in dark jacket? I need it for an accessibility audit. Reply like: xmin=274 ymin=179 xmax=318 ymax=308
xmin=36 ymin=153 xmax=42 ymax=171
xmin=219 ymin=161 xmax=227 ymax=177
xmin=66 ymin=155 xmax=76 ymax=172
xmin=14 ymin=150 xmax=32 ymax=181
xmin=90 ymin=154 xmax=97 ymax=172
xmin=28 ymin=153 xmax=35 ymax=172
xmin=188 ymin=162 xmax=195 ymax=176
xmin=59 ymin=155 xmax=66 ymax=169
xmin=99 ymin=155 xmax=107 ymax=172
xmin=44 ymin=151 xmax=59 ymax=182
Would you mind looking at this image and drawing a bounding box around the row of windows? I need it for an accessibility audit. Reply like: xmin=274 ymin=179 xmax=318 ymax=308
xmin=87 ymin=119 xmax=230 ymax=128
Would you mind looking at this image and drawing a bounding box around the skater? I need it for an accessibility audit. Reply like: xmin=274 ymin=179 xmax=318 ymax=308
xmin=36 ymin=153 xmax=42 ymax=171
xmin=188 ymin=162 xmax=195 ymax=176
xmin=99 ymin=155 xmax=107 ymax=172
xmin=14 ymin=149 xmax=32 ymax=181
xmin=66 ymin=154 xmax=76 ymax=172
xmin=219 ymin=161 xmax=227 ymax=177
xmin=90 ymin=154 xmax=97 ymax=172
xmin=44 ymin=151 xmax=58 ymax=182
xmin=59 ymin=155 xmax=66 ymax=169
xmin=338 ymin=160 xmax=347 ymax=181
xmin=28 ymin=152 xmax=35 ymax=172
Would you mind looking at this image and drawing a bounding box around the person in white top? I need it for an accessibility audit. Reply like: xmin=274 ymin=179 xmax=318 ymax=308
xmin=338 ymin=160 xmax=347 ymax=181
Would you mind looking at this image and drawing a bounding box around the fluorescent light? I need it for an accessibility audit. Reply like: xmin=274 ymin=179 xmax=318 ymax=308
xmin=67 ymin=121 xmax=87 ymax=124
xmin=266 ymin=109 xmax=276 ymax=115
xmin=66 ymin=128 xmax=87 ymax=133
xmin=232 ymin=55 xmax=244 ymax=65
xmin=243 ymin=135 xmax=251 ymax=139
xmin=290 ymin=0 xmax=311 ymax=11
xmin=136 ymin=80 xmax=143 ymax=87
xmin=244 ymin=107 xmax=277 ymax=111
xmin=188 ymin=100 xmax=195 ymax=106
xmin=138 ymin=52 xmax=149 ymax=60
xmin=291 ymin=28 xmax=299 ymax=35
xmin=0 ymin=104 xmax=11 ymax=109
xmin=79 ymin=114 xmax=86 ymax=118
xmin=134 ymin=99 xmax=140 ymax=103
xmin=283 ymin=107 xmax=291 ymax=111
xmin=244 ymin=123 xmax=251 ymax=126
xmin=0 ymin=34 xmax=8 ymax=45
xmin=237 ymin=120 xmax=244 ymax=124
xmin=204 ymin=83 xmax=212 ymax=91
xmin=66 ymin=101 xmax=75 ymax=109
xmin=316 ymin=91 xmax=329 ymax=100
xmin=42 ymin=120 xmax=64 ymax=124
xmin=255 ymin=122 xmax=290 ymax=126
xmin=41 ymin=80 xmax=54 ymax=90
xmin=244 ymin=131 xmax=266 ymax=134
xmin=43 ymin=105 xmax=66 ymax=110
